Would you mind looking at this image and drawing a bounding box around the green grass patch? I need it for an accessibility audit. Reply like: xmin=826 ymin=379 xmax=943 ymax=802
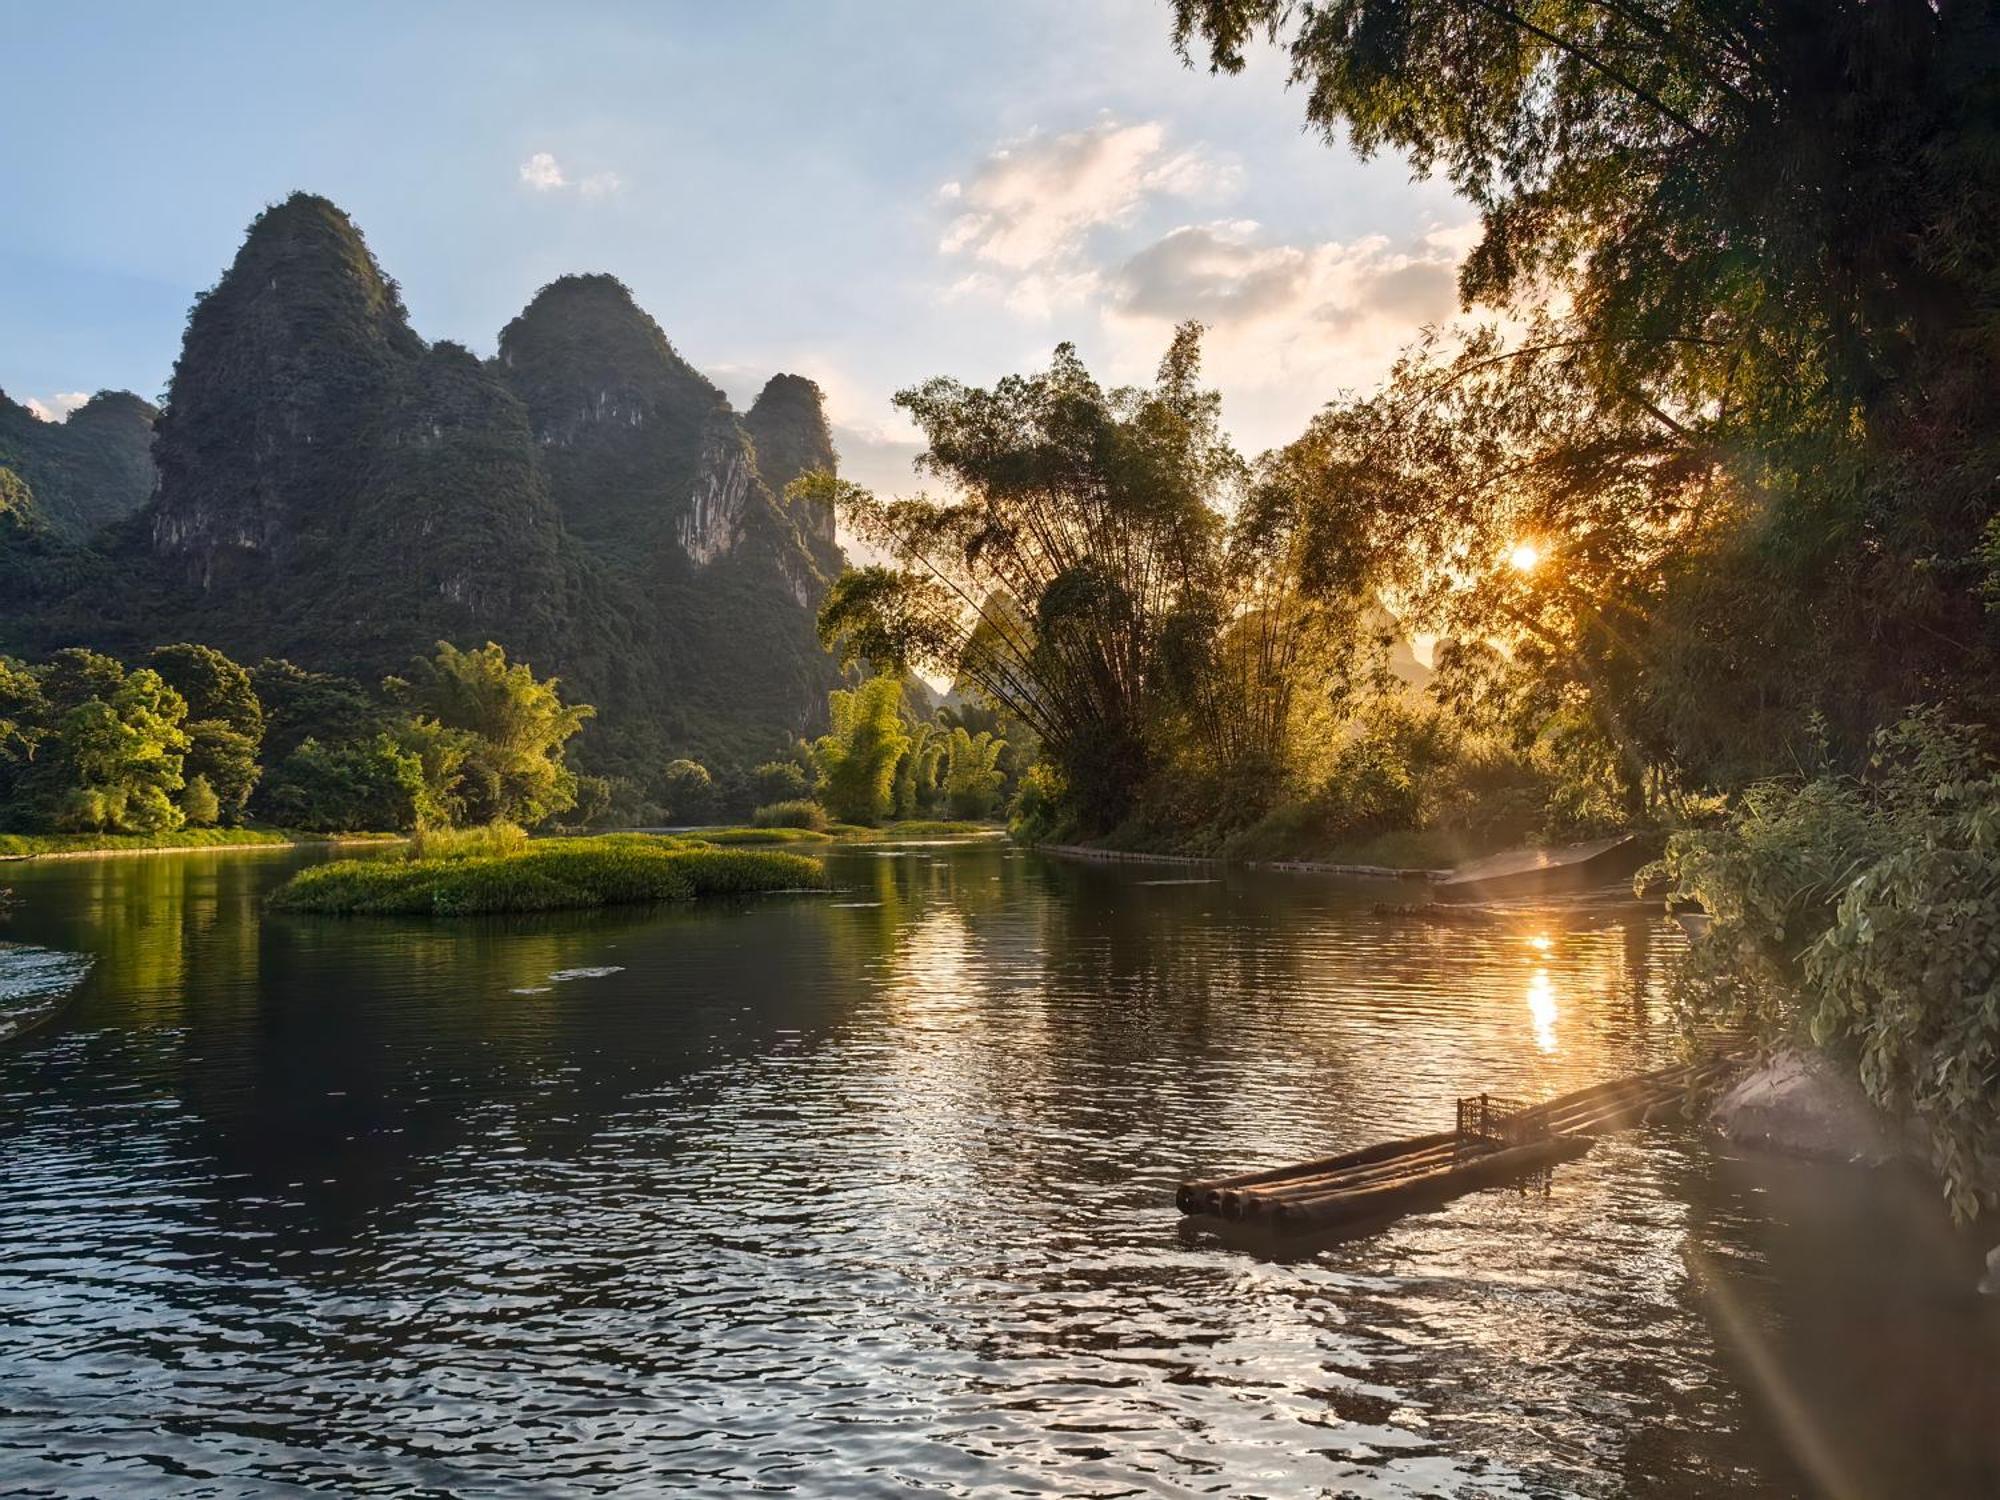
xmin=407 ymin=820 xmax=529 ymax=861
xmin=0 ymin=827 xmax=398 ymax=859
xmin=691 ymin=825 xmax=833 ymax=846
xmin=269 ymin=835 xmax=825 ymax=916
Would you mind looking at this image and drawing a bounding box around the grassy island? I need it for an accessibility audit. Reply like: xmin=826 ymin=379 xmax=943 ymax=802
xmin=270 ymin=833 xmax=825 ymax=916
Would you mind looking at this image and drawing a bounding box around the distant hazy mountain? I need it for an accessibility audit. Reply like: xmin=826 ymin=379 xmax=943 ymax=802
xmin=0 ymin=192 xmax=846 ymax=775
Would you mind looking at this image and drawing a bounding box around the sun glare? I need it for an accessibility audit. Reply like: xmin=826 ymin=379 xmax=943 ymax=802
xmin=1508 ymin=541 xmax=1543 ymax=574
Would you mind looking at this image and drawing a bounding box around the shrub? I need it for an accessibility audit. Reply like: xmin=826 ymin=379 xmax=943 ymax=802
xmin=659 ymin=759 xmax=716 ymax=823
xmin=752 ymin=760 xmax=811 ymax=805
xmin=1007 ymin=763 xmax=1067 ymax=843
xmin=752 ymin=799 xmax=828 ymax=830
xmin=181 ymin=774 xmax=222 ymax=827
xmin=1661 ymin=712 xmax=2000 ymax=1220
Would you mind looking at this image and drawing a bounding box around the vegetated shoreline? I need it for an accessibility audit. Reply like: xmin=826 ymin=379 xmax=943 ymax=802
xmin=0 ymin=828 xmax=406 ymax=862
xmin=269 ymin=833 xmax=829 ymax=917
xmin=1032 ymin=841 xmax=1447 ymax=881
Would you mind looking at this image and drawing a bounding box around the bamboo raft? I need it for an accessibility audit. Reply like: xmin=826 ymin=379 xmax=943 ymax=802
xmin=1178 ymin=1055 xmax=1739 ymax=1232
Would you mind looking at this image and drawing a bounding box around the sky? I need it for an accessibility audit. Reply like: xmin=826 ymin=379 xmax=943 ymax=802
xmin=2 ymin=0 xmax=1471 ymax=497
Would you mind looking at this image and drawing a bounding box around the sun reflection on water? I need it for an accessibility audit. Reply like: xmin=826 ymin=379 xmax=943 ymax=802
xmin=1527 ymin=968 xmax=1559 ymax=1052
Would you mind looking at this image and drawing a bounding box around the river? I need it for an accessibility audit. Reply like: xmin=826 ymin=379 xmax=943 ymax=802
xmin=1 ymin=839 xmax=1995 ymax=1497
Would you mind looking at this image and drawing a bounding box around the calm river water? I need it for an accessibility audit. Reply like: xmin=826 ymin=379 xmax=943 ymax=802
xmin=2 ymin=840 xmax=1996 ymax=1497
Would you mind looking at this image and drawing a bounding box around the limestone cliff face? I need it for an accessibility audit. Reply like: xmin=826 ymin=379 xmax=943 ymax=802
xmin=679 ymin=416 xmax=759 ymax=565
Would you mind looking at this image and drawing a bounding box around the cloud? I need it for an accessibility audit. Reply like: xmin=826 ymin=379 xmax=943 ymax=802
xmin=24 ymin=392 xmax=90 ymax=424
xmin=519 ymin=152 xmax=567 ymax=191
xmin=1099 ymin=218 xmax=1476 ymax=450
xmin=518 ymin=152 xmax=620 ymax=197
xmin=1111 ymin=220 xmax=1460 ymax=333
xmin=936 ymin=119 xmax=1232 ymax=305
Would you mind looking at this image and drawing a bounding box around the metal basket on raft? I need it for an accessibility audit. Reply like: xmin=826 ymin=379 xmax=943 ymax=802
xmin=1454 ymin=1093 xmax=1550 ymax=1150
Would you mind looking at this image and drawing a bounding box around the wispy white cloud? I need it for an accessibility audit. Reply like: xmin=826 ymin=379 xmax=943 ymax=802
xmin=936 ymin=119 xmax=1233 ymax=309
xmin=518 ymin=151 xmax=620 ymax=198
xmin=24 ymin=391 xmax=90 ymax=423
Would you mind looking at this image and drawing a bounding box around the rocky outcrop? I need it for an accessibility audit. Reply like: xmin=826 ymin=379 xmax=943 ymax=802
xmin=1711 ymin=1048 xmax=1905 ymax=1165
xmin=680 ymin=417 xmax=757 ymax=565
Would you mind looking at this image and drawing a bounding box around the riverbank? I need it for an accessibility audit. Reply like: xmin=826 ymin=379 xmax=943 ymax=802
xmin=0 ymin=828 xmax=404 ymax=862
xmin=270 ymin=835 xmax=827 ymax=916
xmin=1035 ymin=841 xmax=1445 ymax=881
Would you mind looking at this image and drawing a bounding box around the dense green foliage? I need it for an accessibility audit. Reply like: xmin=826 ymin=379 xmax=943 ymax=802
xmin=270 ymin=836 xmax=825 ymax=916
xmin=0 ymin=389 xmax=156 ymax=540
xmin=388 ymin=640 xmax=592 ymax=825
xmin=812 ymin=675 xmax=911 ymax=825
xmin=3 ymin=638 xmax=593 ymax=839
xmin=1661 ymin=716 xmax=2000 ymax=1219
xmin=658 ymin=758 xmax=718 ymax=823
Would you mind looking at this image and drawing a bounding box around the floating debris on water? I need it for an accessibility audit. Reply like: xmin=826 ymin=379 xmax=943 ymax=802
xmin=547 ymin=966 xmax=625 ymax=983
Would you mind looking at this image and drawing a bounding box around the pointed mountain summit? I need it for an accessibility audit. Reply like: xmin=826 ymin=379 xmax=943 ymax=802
xmin=746 ymin=374 xmax=839 ymax=559
xmin=152 ymin=193 xmax=422 ymax=582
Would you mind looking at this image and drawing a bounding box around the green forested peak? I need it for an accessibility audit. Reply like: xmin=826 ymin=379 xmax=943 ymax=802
xmin=215 ymin=191 xmax=414 ymax=333
xmin=496 ymin=273 xmax=725 ymax=432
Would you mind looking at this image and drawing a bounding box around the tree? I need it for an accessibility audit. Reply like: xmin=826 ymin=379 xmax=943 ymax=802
xmin=941 ymin=726 xmax=1006 ymax=819
xmin=0 ymin=656 xmax=48 ymax=827
xmin=817 ymin=328 xmax=1247 ymax=830
xmin=891 ymin=722 xmax=944 ymax=818
xmin=1168 ymin=0 xmax=2000 ymax=791
xmin=44 ymin=668 xmax=191 ymax=833
xmin=251 ymin=658 xmax=385 ymax=761
xmin=752 ymin=759 xmax=811 ymax=806
xmin=660 ymin=758 xmax=717 ymax=824
xmin=149 ymin=643 xmax=264 ymax=822
xmin=389 ymin=641 xmax=593 ymax=827
xmin=263 ymin=734 xmax=438 ymax=833
xmin=813 ymin=674 xmax=910 ymax=825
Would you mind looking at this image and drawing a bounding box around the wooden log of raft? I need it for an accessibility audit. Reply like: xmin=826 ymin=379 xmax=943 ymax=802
xmin=1176 ymin=1128 xmax=1459 ymax=1215
xmin=1226 ymin=1138 xmax=1491 ymax=1221
xmin=1271 ymin=1135 xmax=1597 ymax=1229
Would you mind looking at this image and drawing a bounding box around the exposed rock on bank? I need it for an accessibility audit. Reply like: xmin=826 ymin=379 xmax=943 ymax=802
xmin=1711 ymin=1048 xmax=1905 ymax=1167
